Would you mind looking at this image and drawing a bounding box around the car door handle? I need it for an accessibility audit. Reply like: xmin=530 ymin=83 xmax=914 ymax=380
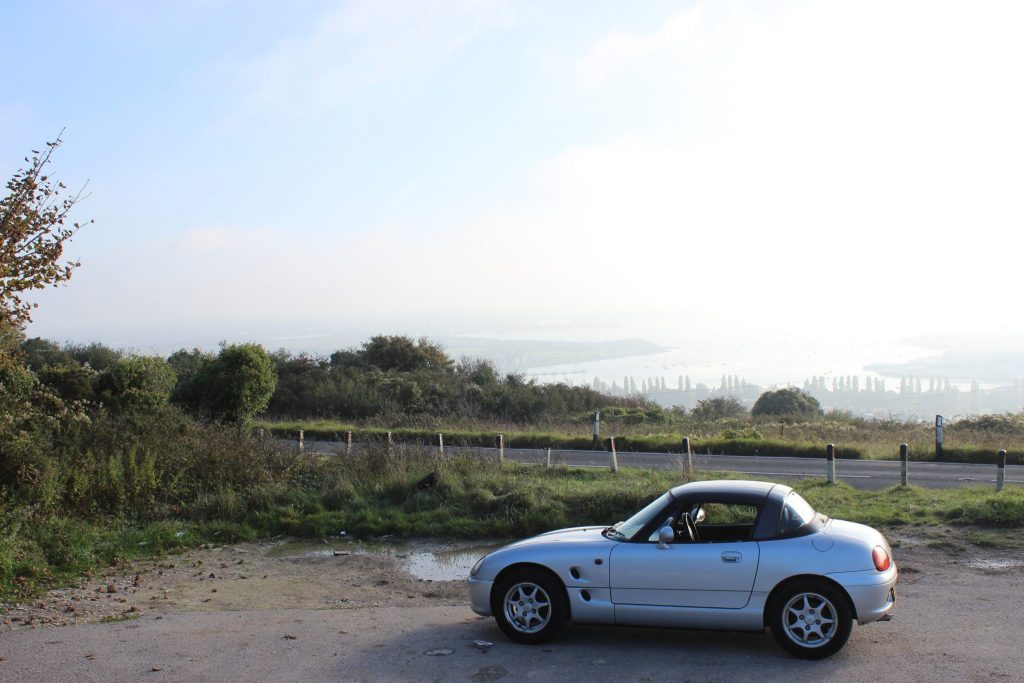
xmin=721 ymin=551 xmax=742 ymax=563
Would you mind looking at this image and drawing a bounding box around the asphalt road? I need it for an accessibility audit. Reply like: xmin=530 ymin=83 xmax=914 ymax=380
xmin=299 ymin=441 xmax=1022 ymax=491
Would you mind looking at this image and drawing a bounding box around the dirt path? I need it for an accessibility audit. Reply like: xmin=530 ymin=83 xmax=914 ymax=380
xmin=1 ymin=529 xmax=1022 ymax=681
xmin=0 ymin=539 xmax=472 ymax=630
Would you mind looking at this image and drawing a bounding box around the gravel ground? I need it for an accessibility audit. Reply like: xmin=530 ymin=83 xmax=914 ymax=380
xmin=1 ymin=529 xmax=1022 ymax=681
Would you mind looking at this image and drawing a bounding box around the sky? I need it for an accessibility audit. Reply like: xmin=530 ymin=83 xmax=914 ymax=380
xmin=3 ymin=0 xmax=1024 ymax=371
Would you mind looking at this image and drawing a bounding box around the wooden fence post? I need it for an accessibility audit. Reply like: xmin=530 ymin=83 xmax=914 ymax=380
xmin=498 ymin=434 xmax=504 ymax=463
xmin=682 ymin=437 xmax=693 ymax=475
xmin=826 ymin=443 xmax=836 ymax=484
xmin=297 ymin=430 xmax=304 ymax=452
xmin=546 ymin=447 xmax=552 ymax=469
xmin=346 ymin=431 xmax=352 ymax=456
xmin=900 ymin=443 xmax=909 ymax=486
xmin=438 ymin=433 xmax=444 ymax=457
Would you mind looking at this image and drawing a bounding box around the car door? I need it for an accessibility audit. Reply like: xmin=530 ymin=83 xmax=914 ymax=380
xmin=608 ymin=501 xmax=761 ymax=609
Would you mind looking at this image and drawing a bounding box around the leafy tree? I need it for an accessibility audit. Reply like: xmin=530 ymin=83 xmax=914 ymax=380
xmin=359 ymin=335 xmax=452 ymax=373
xmin=457 ymin=357 xmax=500 ymax=387
xmin=64 ymin=341 xmax=122 ymax=372
xmin=20 ymin=337 xmax=74 ymax=370
xmin=0 ymin=133 xmax=91 ymax=331
xmin=691 ymin=396 xmax=748 ymax=420
xmin=96 ymin=356 xmax=176 ymax=412
xmin=176 ymin=344 xmax=277 ymax=423
xmin=167 ymin=347 xmax=215 ymax=389
xmin=752 ymin=387 xmax=822 ymax=417
xmin=37 ymin=363 xmax=95 ymax=403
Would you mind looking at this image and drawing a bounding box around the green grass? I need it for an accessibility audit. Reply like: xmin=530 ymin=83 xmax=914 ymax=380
xmin=0 ymin=517 xmax=256 ymax=602
xmin=5 ymin=455 xmax=1021 ymax=603
xmin=965 ymin=530 xmax=1023 ymax=548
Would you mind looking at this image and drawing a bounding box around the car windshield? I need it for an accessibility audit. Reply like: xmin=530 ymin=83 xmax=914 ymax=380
xmin=778 ymin=491 xmax=817 ymax=534
xmin=607 ymin=491 xmax=672 ymax=541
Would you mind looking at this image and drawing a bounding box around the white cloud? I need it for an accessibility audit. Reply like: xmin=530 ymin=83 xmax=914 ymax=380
xmin=578 ymin=3 xmax=708 ymax=86
xmin=230 ymin=0 xmax=515 ymax=119
xmin=25 ymin=0 xmax=1024 ymax=350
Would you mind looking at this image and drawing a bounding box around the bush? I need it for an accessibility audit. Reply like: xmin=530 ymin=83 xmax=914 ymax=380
xmin=692 ymin=397 xmax=748 ymax=420
xmin=96 ymin=356 xmax=176 ymax=413
xmin=752 ymin=387 xmax=822 ymax=417
xmin=174 ymin=344 xmax=277 ymax=423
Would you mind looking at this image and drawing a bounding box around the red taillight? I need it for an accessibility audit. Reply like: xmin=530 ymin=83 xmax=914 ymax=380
xmin=872 ymin=546 xmax=891 ymax=572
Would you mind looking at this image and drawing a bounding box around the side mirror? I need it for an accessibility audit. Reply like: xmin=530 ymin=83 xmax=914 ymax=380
xmin=656 ymin=525 xmax=674 ymax=549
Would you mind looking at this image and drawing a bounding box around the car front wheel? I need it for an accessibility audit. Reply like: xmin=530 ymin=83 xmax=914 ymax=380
xmin=769 ymin=579 xmax=852 ymax=659
xmin=492 ymin=568 xmax=567 ymax=644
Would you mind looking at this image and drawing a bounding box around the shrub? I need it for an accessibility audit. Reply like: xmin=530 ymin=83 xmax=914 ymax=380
xmin=692 ymin=397 xmax=748 ymax=420
xmin=96 ymin=356 xmax=176 ymax=413
xmin=752 ymin=387 xmax=822 ymax=417
xmin=174 ymin=344 xmax=277 ymax=424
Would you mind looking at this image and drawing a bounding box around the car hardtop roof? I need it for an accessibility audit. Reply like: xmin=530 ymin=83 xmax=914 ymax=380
xmin=668 ymin=479 xmax=787 ymax=500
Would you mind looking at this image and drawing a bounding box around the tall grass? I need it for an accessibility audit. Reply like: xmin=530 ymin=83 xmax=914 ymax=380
xmin=3 ymin=431 xmax=1022 ymax=602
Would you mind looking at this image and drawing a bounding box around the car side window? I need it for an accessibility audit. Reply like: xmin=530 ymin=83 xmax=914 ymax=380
xmin=777 ymin=491 xmax=816 ymax=535
xmin=673 ymin=501 xmax=761 ymax=542
xmin=700 ymin=503 xmax=759 ymax=526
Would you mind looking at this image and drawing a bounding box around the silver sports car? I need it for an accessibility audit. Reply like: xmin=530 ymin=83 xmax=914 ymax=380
xmin=468 ymin=480 xmax=896 ymax=659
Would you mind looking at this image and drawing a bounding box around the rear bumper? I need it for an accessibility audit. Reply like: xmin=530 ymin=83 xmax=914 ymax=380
xmin=468 ymin=577 xmax=493 ymax=617
xmin=829 ymin=565 xmax=897 ymax=625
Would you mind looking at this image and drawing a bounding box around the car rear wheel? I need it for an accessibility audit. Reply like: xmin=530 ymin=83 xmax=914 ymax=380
xmin=492 ymin=568 xmax=567 ymax=644
xmin=769 ymin=579 xmax=852 ymax=659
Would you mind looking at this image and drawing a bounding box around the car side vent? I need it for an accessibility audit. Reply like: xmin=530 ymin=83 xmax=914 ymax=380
xmin=569 ymin=567 xmax=581 ymax=579
xmin=580 ymin=590 xmax=591 ymax=602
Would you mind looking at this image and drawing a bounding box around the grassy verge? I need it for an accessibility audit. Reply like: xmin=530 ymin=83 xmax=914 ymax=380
xmin=4 ymin=454 xmax=1022 ymax=603
xmin=257 ymin=420 xmax=1024 ymax=464
xmin=0 ymin=516 xmax=257 ymax=602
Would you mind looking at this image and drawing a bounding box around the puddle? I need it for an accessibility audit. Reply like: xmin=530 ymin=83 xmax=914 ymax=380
xmin=266 ymin=539 xmax=505 ymax=581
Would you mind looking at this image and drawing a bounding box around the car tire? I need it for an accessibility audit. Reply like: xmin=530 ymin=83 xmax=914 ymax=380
xmin=768 ymin=579 xmax=853 ymax=659
xmin=492 ymin=568 xmax=567 ymax=644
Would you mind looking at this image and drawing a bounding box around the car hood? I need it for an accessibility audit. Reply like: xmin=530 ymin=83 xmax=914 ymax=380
xmin=504 ymin=526 xmax=610 ymax=548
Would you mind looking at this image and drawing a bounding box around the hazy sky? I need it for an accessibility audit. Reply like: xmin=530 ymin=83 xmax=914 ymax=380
xmin=4 ymin=0 xmax=1023 ymax=357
